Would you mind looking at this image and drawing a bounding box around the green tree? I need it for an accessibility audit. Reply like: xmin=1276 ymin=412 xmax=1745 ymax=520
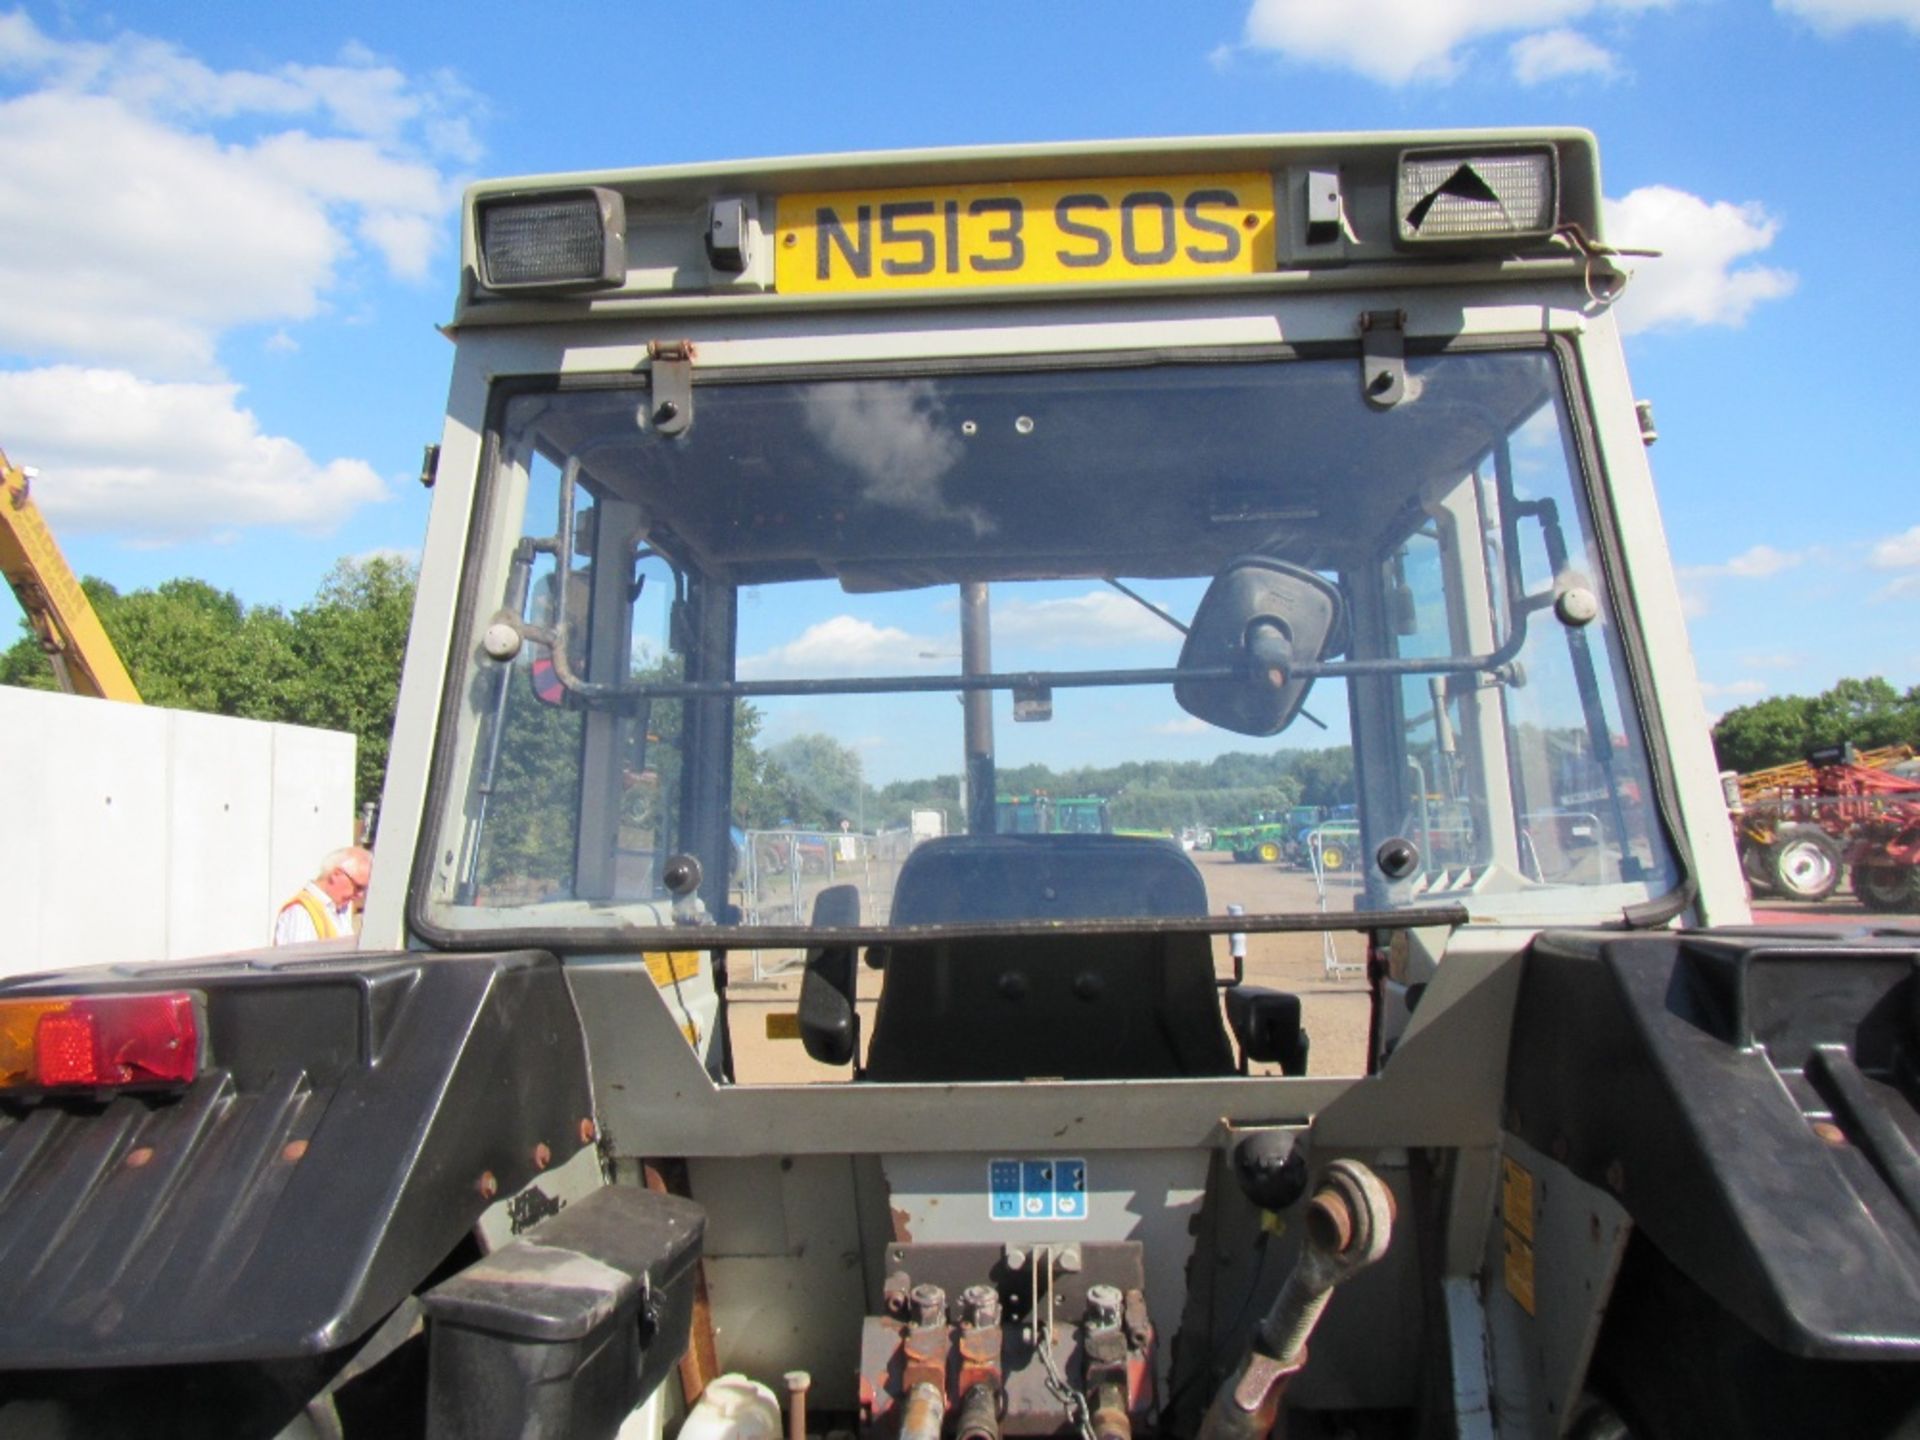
xmin=1712 ymin=677 xmax=1920 ymax=774
xmin=729 ymin=702 xmax=784 ymax=830
xmin=1 ymin=575 xmax=301 ymax=715
xmin=0 ymin=575 xmax=119 ymax=693
xmin=1286 ymin=746 xmax=1356 ymax=808
xmin=764 ymin=733 xmax=867 ymax=829
xmin=1709 ymin=694 xmax=1815 ymax=774
xmin=873 ymin=773 xmax=964 ymax=830
xmin=3 ymin=558 xmax=414 ymax=808
xmin=871 ymin=746 xmax=1346 ymax=834
xmin=469 ymin=644 xmax=793 ymax=897
xmin=1803 ymin=677 xmax=1920 ymax=752
xmin=467 ymin=654 xmax=584 ymax=898
xmin=278 ymin=556 xmax=419 ymax=806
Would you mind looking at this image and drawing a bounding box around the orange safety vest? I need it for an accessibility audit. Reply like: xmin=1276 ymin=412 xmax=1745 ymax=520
xmin=281 ymin=888 xmax=340 ymax=940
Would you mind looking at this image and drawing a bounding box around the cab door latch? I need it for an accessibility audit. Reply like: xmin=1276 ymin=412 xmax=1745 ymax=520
xmin=1359 ymin=310 xmax=1407 ymax=409
xmin=648 ymin=340 xmax=695 ymax=436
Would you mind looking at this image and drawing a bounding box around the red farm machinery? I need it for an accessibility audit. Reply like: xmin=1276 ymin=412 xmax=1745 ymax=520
xmin=1734 ymin=743 xmax=1920 ymax=909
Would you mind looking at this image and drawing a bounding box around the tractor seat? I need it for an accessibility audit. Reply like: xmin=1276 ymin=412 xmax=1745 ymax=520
xmin=864 ymin=835 xmax=1234 ymax=1081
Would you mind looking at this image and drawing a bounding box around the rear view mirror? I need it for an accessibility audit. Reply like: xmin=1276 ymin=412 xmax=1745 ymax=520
xmin=1175 ymin=557 xmax=1345 ymax=736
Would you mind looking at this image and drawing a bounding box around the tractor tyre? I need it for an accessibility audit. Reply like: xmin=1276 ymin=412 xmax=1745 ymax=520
xmin=1766 ymin=825 xmax=1840 ymax=902
xmin=1738 ymin=839 xmax=1775 ymax=896
xmin=1232 ymin=849 xmax=1255 ymax=864
xmin=1851 ymin=861 xmax=1920 ymax=912
xmin=1257 ymin=840 xmax=1282 ymax=864
xmin=1319 ymin=841 xmax=1347 ymax=872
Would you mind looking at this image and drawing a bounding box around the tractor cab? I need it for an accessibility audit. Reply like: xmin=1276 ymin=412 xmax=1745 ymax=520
xmin=7 ymin=133 xmax=1916 ymax=1440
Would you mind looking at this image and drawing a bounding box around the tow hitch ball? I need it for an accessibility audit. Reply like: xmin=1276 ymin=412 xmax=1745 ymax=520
xmin=1196 ymin=1159 xmax=1395 ymax=1440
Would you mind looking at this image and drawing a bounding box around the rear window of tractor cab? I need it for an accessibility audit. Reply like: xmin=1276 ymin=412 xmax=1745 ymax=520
xmin=421 ymin=348 xmax=1677 ymax=954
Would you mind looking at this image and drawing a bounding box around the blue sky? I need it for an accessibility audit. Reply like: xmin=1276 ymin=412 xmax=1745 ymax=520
xmin=3 ymin=0 xmax=1917 ymax=727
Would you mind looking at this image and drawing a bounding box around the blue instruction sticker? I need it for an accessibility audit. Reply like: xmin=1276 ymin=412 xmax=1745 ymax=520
xmin=1056 ymin=1159 xmax=1087 ymax=1217
xmin=989 ymin=1157 xmax=1088 ymax=1222
xmin=989 ymin=1159 xmax=1021 ymax=1219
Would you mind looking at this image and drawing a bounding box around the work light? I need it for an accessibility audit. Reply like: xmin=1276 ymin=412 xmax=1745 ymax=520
xmin=476 ymin=188 xmax=627 ymax=290
xmin=1395 ymin=147 xmax=1558 ymax=247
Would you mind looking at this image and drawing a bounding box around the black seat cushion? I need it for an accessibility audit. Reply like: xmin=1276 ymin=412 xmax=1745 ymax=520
xmin=867 ymin=835 xmax=1231 ymax=1081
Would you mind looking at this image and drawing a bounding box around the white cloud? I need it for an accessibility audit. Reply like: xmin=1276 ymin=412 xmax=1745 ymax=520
xmin=739 ymin=615 xmax=949 ymax=679
xmin=1700 ymin=679 xmax=1768 ymax=700
xmin=0 ymin=14 xmax=476 ymax=374
xmin=1510 ymin=27 xmax=1619 ymax=82
xmin=1678 ymin=543 xmax=1805 ymax=618
xmin=252 ymin=131 xmax=455 ymax=279
xmin=1679 ymin=543 xmax=1804 ymax=581
xmin=1869 ymin=525 xmax=1920 ymax=600
xmin=993 ymin=590 xmax=1183 ymax=651
xmin=0 ymin=366 xmax=390 ymax=540
xmin=0 ymin=10 xmax=59 ymax=68
xmin=1775 ymin=0 xmax=1920 ymax=35
xmin=1868 ymin=525 xmax=1920 ymax=570
xmin=1738 ymin=651 xmax=1808 ymax=671
xmin=1151 ymin=716 xmax=1214 ymax=736
xmin=1722 ymin=544 xmax=1802 ymax=579
xmin=357 ymin=211 xmax=441 ymax=281
xmin=0 ymin=93 xmax=342 ymax=372
xmin=0 ymin=17 xmax=480 ymax=157
xmin=1236 ymin=0 xmax=1668 ymax=85
xmin=1604 ymin=186 xmax=1797 ymax=335
xmin=801 ymin=381 xmax=986 ymax=533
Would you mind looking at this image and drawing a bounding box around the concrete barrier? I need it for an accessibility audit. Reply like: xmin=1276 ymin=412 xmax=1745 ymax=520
xmin=0 ymin=686 xmax=355 ymax=975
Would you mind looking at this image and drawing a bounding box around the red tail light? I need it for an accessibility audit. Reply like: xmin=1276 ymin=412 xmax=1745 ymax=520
xmin=34 ymin=1012 xmax=99 ymax=1086
xmin=0 ymin=992 xmax=200 ymax=1092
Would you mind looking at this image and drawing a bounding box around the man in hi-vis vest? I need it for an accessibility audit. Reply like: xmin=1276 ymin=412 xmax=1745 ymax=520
xmin=272 ymin=846 xmax=372 ymax=945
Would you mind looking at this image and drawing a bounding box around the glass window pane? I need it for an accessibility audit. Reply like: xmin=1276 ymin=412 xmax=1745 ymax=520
xmin=431 ymin=352 xmax=1675 ymax=945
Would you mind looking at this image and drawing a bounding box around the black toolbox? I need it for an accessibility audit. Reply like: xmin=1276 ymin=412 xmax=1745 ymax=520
xmin=421 ymin=1185 xmax=705 ymax=1440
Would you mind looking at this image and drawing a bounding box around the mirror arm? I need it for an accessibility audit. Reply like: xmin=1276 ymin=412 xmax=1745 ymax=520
xmin=1246 ymin=620 xmax=1295 ymax=687
xmin=493 ymin=644 xmax=1535 ymax=703
xmin=1307 ymin=623 xmax=1528 ymax=679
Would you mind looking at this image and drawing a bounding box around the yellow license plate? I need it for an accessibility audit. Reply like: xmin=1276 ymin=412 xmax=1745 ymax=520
xmin=775 ymin=172 xmax=1275 ymax=294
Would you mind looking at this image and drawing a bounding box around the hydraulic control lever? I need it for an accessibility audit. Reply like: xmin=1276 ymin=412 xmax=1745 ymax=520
xmin=1195 ymin=1159 xmax=1395 ymax=1440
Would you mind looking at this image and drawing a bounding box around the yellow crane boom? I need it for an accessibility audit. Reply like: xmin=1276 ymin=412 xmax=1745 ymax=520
xmin=0 ymin=446 xmax=140 ymax=703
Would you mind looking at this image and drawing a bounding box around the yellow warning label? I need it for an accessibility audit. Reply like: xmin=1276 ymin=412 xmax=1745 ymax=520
xmin=1503 ymin=1224 xmax=1536 ymax=1314
xmin=765 ymin=1012 xmax=802 ymax=1040
xmin=1502 ymin=1156 xmax=1535 ymax=1242
xmin=644 ymin=950 xmax=701 ymax=986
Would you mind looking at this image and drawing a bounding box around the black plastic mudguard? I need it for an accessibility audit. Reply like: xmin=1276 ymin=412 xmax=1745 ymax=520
xmin=0 ymin=948 xmax=592 ymax=1369
xmin=1509 ymin=925 xmax=1920 ymax=1360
